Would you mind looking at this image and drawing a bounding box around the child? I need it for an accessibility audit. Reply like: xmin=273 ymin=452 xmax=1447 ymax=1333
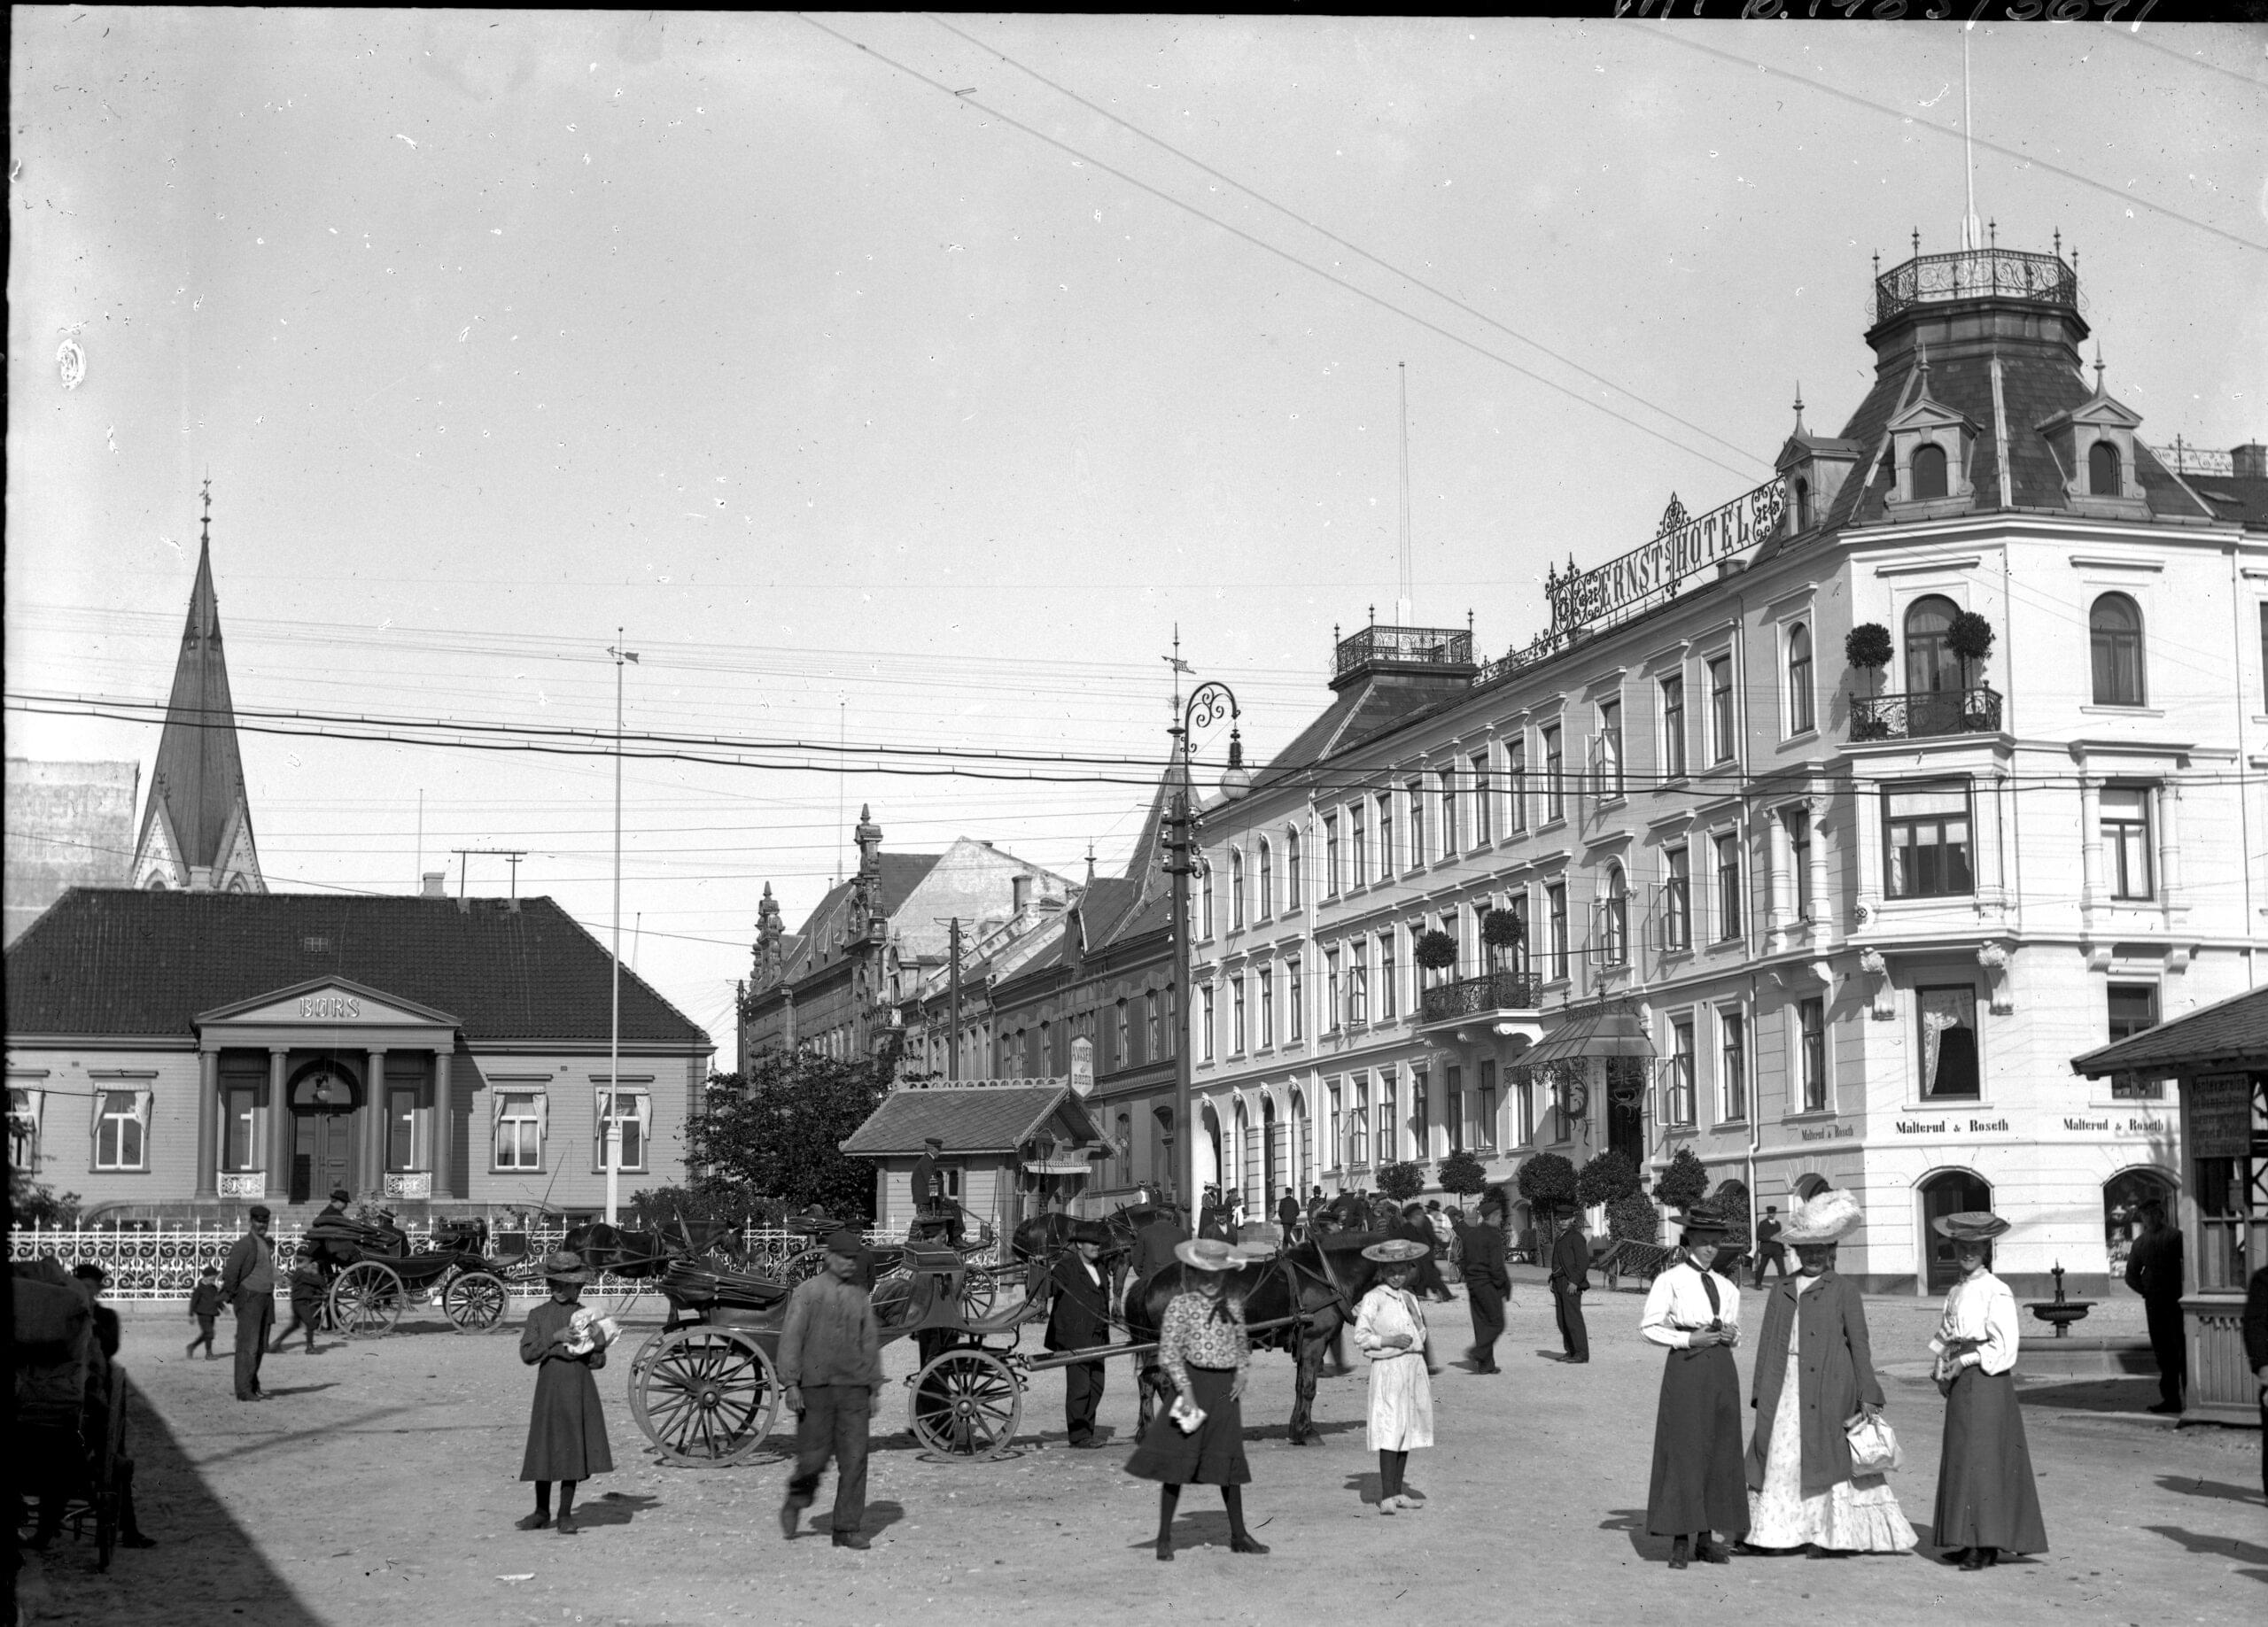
xmin=1354 ymin=1238 xmax=1437 ymax=1514
xmin=188 ymin=1266 xmax=224 ymax=1360
xmin=271 ymin=1245 xmax=327 ymax=1355
xmin=517 ymin=1250 xmax=615 ymax=1535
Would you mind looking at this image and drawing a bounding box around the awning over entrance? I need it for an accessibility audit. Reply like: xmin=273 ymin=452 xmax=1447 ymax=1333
xmin=1518 ymin=1010 xmax=1655 ymax=1069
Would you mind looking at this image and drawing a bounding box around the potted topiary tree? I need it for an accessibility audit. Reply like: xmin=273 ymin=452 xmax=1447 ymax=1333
xmin=1414 ymin=928 xmax=1458 ymax=980
xmin=1576 ymin=1150 xmax=1642 ymax=1212
xmin=1438 ymin=1147 xmax=1490 ymax=1202
xmin=1481 ymin=908 xmax=1524 ymax=972
xmin=1375 ymin=1159 xmax=1425 ymax=1205
xmin=1947 ymin=610 xmax=1997 ymax=726
xmin=1606 ymin=1189 xmax=1662 ymax=1246
xmin=1845 ymin=622 xmax=1894 ymax=740
xmin=1517 ymin=1151 xmax=1580 ymax=1225
xmin=1653 ymin=1145 xmax=1710 ymax=1215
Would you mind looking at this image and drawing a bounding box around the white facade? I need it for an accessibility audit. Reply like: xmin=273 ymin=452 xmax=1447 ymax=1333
xmin=1185 ymin=244 xmax=2266 ymax=1294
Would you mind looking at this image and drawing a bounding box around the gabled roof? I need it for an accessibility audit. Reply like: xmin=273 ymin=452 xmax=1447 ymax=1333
xmin=776 ymin=853 xmax=944 ymax=983
xmin=839 ymin=1081 xmax=1100 ymax=1156
xmin=1265 ymin=672 xmax=1465 ymax=774
xmin=2070 ymin=983 xmax=2268 ymax=1079
xmin=5 ymin=889 xmax=711 ymax=1047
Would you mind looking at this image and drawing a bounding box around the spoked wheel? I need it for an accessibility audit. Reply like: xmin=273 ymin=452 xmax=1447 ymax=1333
xmin=330 ymin=1260 xmax=406 ymax=1338
xmin=442 ymin=1269 xmax=508 ymax=1333
xmin=781 ymin=1247 xmax=828 ymax=1288
xmin=630 ymin=1326 xmax=781 ymax=1467
xmin=908 ymin=1348 xmax=1022 ymax=1460
xmin=869 ymin=1268 xmax=919 ymax=1332
xmin=957 ymin=1267 xmax=998 ymax=1321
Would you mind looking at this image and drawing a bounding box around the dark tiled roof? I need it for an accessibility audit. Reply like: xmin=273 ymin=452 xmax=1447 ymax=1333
xmin=2188 ymin=474 xmax=2268 ymax=529
xmin=840 ymin=1082 xmax=1099 ymax=1155
xmin=1265 ymin=675 xmax=1464 ymax=775
xmin=2070 ymin=983 xmax=2268 ymax=1079
xmin=4 ymin=889 xmax=711 ymax=1047
xmin=777 ymin=853 xmax=944 ymax=982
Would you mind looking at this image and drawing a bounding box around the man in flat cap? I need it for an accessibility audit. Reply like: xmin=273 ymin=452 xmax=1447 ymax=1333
xmin=1046 ymin=1221 xmax=1116 ymax=1447
xmin=778 ymin=1228 xmax=886 ymax=1551
xmin=221 ymin=1205 xmax=277 ymax=1402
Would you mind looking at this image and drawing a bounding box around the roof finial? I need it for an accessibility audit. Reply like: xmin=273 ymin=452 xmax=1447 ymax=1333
xmin=1912 ymin=227 xmax=1921 ymax=260
xmin=2093 ymin=344 xmax=2105 ymax=394
xmin=1792 ymin=381 xmax=1806 ymax=424
xmin=199 ymin=477 xmax=213 ymax=548
xmin=1988 ymin=218 xmax=1997 ymax=249
xmin=1872 ymin=247 xmax=1881 ymax=280
xmin=2053 ymin=226 xmax=2062 ymax=260
xmin=1915 ymin=341 xmax=1931 ymax=394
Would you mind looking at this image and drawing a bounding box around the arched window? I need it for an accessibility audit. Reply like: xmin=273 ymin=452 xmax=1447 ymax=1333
xmin=1601 ymin=864 xmax=1629 ymax=965
xmin=1910 ymin=441 xmax=1948 ymax=500
xmin=1198 ymin=860 xmax=1214 ymax=940
xmin=2088 ymin=439 xmax=2122 ymax=498
xmin=1785 ymin=622 xmax=1815 ymax=734
xmin=1921 ymin=1169 xmax=1993 ymax=1292
xmin=1256 ymin=840 xmax=1272 ymax=919
xmin=1228 ymin=848 xmax=1245 ymax=930
xmin=1794 ymin=476 xmax=1814 ymax=531
xmin=1285 ymin=826 xmax=1302 ymax=908
xmin=1904 ymin=595 xmax=1961 ymax=695
xmin=2090 ymin=593 xmax=2146 ymax=705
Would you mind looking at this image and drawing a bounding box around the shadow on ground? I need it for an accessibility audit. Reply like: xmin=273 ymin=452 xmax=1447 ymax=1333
xmin=14 ymin=1373 xmax=328 ymax=1627
xmin=2018 ymin=1377 xmax=2163 ymax=1413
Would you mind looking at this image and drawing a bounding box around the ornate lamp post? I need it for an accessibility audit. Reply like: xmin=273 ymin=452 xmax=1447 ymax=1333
xmin=1166 ymin=672 xmax=1253 ymax=1216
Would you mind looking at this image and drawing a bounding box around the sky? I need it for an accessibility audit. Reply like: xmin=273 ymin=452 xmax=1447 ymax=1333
xmin=9 ymin=12 xmax=2265 ymax=1053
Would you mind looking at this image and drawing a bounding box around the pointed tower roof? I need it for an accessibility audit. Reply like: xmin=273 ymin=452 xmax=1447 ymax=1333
xmin=135 ymin=484 xmax=262 ymax=890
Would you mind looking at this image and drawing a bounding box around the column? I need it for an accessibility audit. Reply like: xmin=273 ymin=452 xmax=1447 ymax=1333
xmin=1766 ymin=808 xmax=1793 ymax=936
xmin=365 ymin=1049 xmax=389 ymax=1198
xmin=195 ymin=1050 xmax=220 ymax=1198
xmin=1806 ymin=797 xmax=1831 ymax=942
xmin=430 ymin=1050 xmax=453 ymax=1203
xmin=268 ymin=1048 xmax=291 ymax=1200
xmin=2155 ymin=780 xmax=2182 ymax=916
xmin=2078 ymin=774 xmax=2104 ymax=912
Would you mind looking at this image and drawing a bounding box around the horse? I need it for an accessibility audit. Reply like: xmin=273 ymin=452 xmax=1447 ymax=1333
xmin=1121 ymin=1230 xmax=1392 ymax=1447
xmin=1010 ymin=1200 xmax=1161 ymax=1306
xmin=562 ymin=1213 xmax=748 ymax=1282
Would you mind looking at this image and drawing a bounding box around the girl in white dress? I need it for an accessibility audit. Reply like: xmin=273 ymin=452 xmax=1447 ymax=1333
xmin=1355 ymin=1239 xmax=1437 ymax=1514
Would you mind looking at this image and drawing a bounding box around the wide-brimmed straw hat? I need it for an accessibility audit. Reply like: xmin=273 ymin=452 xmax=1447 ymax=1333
xmin=1174 ymin=1237 xmax=1245 ymax=1272
xmin=1362 ymin=1238 xmax=1431 ymax=1265
xmin=1778 ymin=1189 xmax=1863 ymax=1246
xmin=540 ymin=1249 xmax=594 ymax=1284
xmin=1931 ymin=1211 xmax=2010 ymax=1243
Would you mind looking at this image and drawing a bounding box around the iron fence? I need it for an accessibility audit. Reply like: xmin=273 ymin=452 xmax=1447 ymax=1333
xmin=1420 ymin=970 xmax=1546 ymax=1024
xmin=1871 ymin=248 xmax=2075 ymax=324
xmin=1849 ymin=686 xmax=2003 ymax=741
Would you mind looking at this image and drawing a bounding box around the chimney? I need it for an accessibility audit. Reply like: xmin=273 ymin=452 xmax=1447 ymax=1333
xmin=422 ymin=871 xmax=447 ymax=899
xmin=2233 ymin=443 xmax=2267 ymax=479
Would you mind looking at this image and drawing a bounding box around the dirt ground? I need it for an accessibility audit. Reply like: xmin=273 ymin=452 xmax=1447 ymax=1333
xmin=15 ymin=1273 xmax=2264 ymax=1627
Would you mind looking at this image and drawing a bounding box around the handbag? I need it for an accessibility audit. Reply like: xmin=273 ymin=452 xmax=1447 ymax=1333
xmin=1845 ymin=1410 xmax=1902 ymax=1476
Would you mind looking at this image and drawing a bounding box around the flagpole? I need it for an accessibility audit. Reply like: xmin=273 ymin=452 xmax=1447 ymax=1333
xmin=607 ymin=631 xmax=640 ymax=1226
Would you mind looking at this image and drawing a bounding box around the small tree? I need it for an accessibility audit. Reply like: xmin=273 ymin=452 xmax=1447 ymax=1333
xmin=1413 ymin=929 xmax=1458 ymax=973
xmin=8 ymin=1168 xmax=82 ymax=1228
xmin=1606 ymin=1189 xmax=1661 ymax=1245
xmin=1845 ymin=623 xmax=1893 ymax=682
xmin=1576 ymin=1150 xmax=1642 ymax=1211
xmin=1481 ymin=908 xmax=1523 ymax=969
xmin=1654 ymin=1146 xmax=1710 ymax=1213
xmin=1946 ymin=610 xmax=1995 ymax=684
xmin=1517 ymin=1151 xmax=1580 ymax=1220
xmin=683 ymin=1051 xmax=891 ymax=1221
xmin=1374 ymin=1160 xmax=1425 ymax=1204
xmin=1437 ymin=1148 xmax=1491 ymax=1199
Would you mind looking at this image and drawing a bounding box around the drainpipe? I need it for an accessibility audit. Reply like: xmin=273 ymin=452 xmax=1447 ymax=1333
xmin=2234 ymin=542 xmax=2260 ymax=990
xmin=1746 ymin=968 xmax=1762 ymax=1240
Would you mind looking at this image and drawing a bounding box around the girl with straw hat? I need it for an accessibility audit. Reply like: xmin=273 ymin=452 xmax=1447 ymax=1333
xmin=1355 ymin=1238 xmax=1437 ymax=1514
xmin=516 ymin=1250 xmax=616 ymax=1535
xmin=1122 ymin=1238 xmax=1270 ymax=1561
xmin=1639 ymin=1199 xmax=1749 ymax=1569
xmin=1740 ymin=1189 xmax=1916 ymax=1556
xmin=1928 ymin=1212 xmax=2048 ymax=1570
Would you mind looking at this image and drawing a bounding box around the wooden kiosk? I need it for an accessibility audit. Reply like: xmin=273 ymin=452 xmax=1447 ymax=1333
xmin=2070 ymin=984 xmax=2267 ymax=1426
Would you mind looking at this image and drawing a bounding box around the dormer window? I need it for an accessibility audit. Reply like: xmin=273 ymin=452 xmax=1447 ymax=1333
xmin=2088 ymin=439 xmax=2121 ymax=497
xmin=1794 ymin=476 xmax=1813 ymax=530
xmin=1911 ymin=443 xmax=1948 ymax=500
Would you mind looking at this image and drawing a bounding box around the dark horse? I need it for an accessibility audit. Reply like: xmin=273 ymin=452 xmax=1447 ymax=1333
xmin=563 ymin=1214 xmax=748 ymax=1281
xmin=1121 ymin=1231 xmax=1389 ymax=1446
xmin=1010 ymin=1200 xmax=1161 ymax=1306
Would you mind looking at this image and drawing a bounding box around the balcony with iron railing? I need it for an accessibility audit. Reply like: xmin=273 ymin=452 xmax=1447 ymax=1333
xmin=1849 ymin=686 xmax=2003 ymax=742
xmin=1870 ymin=245 xmax=2077 ymax=326
xmin=1419 ymin=969 xmax=1545 ymax=1027
xmin=1332 ymin=623 xmax=1475 ymax=686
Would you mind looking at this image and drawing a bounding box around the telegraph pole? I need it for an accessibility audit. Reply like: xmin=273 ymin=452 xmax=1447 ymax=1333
xmin=946 ymin=917 xmax=963 ymax=1081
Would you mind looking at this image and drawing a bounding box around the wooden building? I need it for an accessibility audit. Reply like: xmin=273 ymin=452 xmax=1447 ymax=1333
xmin=839 ymin=1078 xmax=1105 ymax=1243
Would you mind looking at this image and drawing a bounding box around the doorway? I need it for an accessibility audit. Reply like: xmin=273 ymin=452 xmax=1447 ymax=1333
xmin=290 ymin=1065 xmax=361 ymax=1204
xmin=1921 ymin=1168 xmax=1992 ymax=1292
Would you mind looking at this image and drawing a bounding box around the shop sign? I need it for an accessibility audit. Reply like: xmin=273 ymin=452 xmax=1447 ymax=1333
xmin=2189 ymin=1073 xmax=2253 ymax=1158
xmin=2058 ymin=1114 xmax=2173 ymax=1136
xmin=1548 ymin=476 xmax=1788 ymax=633
xmin=1894 ymin=1114 xmax=2010 ymax=1136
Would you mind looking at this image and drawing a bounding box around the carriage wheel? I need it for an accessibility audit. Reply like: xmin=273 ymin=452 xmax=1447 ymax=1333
xmin=630 ymin=1327 xmax=781 ymax=1467
xmin=957 ymin=1267 xmax=998 ymax=1322
xmin=443 ymin=1270 xmax=508 ymax=1333
xmin=869 ymin=1268 xmax=918 ymax=1331
xmin=907 ymin=1349 xmax=1022 ymax=1460
xmin=330 ymin=1260 xmax=406 ymax=1337
xmin=781 ymin=1247 xmax=828 ymax=1288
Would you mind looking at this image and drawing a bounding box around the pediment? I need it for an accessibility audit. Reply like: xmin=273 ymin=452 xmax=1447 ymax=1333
xmin=196 ymin=976 xmax=460 ymax=1031
xmin=2036 ymin=390 xmax=2143 ymax=437
xmin=1887 ymin=394 xmax=1977 ymax=435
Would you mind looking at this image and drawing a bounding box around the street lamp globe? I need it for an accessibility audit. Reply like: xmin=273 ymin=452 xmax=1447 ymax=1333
xmin=1219 ymin=725 xmax=1254 ymax=802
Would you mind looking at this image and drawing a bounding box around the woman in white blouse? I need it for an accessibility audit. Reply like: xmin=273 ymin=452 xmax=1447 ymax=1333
xmin=1354 ymin=1239 xmax=1437 ymax=1514
xmin=1928 ymin=1212 xmax=2048 ymax=1571
xmin=1639 ymin=1202 xmax=1749 ymax=1569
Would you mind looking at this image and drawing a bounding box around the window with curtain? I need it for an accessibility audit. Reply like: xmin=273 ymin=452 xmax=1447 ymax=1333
xmin=1199 ymin=861 xmax=1214 ymax=939
xmin=1325 ymin=949 xmax=1341 ymax=1032
xmin=1598 ymin=701 xmax=1624 ymax=799
xmin=1411 ymin=1068 xmax=1430 ymax=1159
xmin=1229 ymin=849 xmax=1245 ymax=929
xmin=1884 ymin=780 xmax=1974 ymax=898
xmin=1231 ymin=978 xmax=1247 ymax=1055
xmin=94 ymin=1089 xmax=148 ymax=1171
xmin=1146 ymin=991 xmax=1161 ymax=1060
xmin=1328 ymin=1082 xmax=1343 ymax=1170
xmin=1378 ymin=933 xmax=1397 ymax=1021
xmin=1407 ymin=779 xmax=1426 ymax=866
xmin=1708 ymin=656 xmax=1735 ymax=763
xmin=223 ymin=1082 xmax=260 ymax=1172
xmin=1508 ymin=738 xmax=1529 ymax=832
xmin=2101 ymin=786 xmax=2154 ymax=899
xmin=1787 ymin=809 xmax=1814 ymax=921
xmin=1786 ymin=623 xmax=1815 ymax=734
xmin=1378 ymin=793 xmax=1396 ymax=876
xmin=1477 ymin=1059 xmax=1499 ymax=1151
xmin=1664 ymin=846 xmax=1691 ymax=950
xmin=1547 ymin=882 xmax=1569 ymax=980
xmin=1349 ymin=941 xmax=1371 ymax=1026
xmin=1668 ymin=1021 xmax=1697 ymax=1126
xmin=1351 ymin=806 xmax=1368 ymax=887
xmin=7 ymin=1087 xmax=43 ymax=1173
xmin=1714 ymin=831 xmax=1743 ymax=940
xmin=1379 ymin=1073 xmax=1398 ymax=1164
xmin=1441 ymin=770 xmax=1460 ymax=855
xmin=1115 ymin=998 xmax=1130 ymax=1069
xmin=1601 ymin=864 xmax=1629 ymax=965
xmin=1258 ymin=968 xmax=1274 ymax=1047
xmin=1799 ymin=996 xmax=1828 ymax=1112
xmin=387 ymin=1085 xmax=421 ymax=1172
xmin=1513 ymin=1068 xmax=1534 ymax=1148
xmin=1285 ymin=827 xmax=1301 ymax=908
xmin=1471 ymin=751 xmax=1491 ymax=846
xmin=1200 ymin=987 xmax=1216 ymax=1062
xmin=596 ymin=1090 xmax=647 ymax=1172
xmin=2090 ymin=593 xmax=2146 ymax=706
xmin=1543 ymin=724 xmax=1565 ymax=821
xmin=1661 ymin=675 xmax=1687 ymax=778
xmin=1288 ymin=958 xmax=1304 ymax=1042
xmin=1447 ymin=1064 xmax=1464 ymax=1151
xmin=1718 ymin=1010 xmax=1747 ymax=1122
xmin=1256 ymin=841 xmax=1272 ymax=919
xmin=1322 ymin=816 xmax=1339 ymax=895
xmin=495 ymin=1093 xmax=543 ymax=1170
xmin=2106 ymin=984 xmax=2163 ymax=1101
xmin=1349 ymin=1076 xmax=1370 ymax=1166
xmin=1917 ymin=986 xmax=1981 ymax=1099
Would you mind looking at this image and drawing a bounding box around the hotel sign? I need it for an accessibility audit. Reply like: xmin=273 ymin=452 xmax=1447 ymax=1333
xmin=1549 ymin=477 xmax=1788 ymax=633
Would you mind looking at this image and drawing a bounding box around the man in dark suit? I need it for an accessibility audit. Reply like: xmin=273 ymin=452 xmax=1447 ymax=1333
xmin=1458 ymin=1203 xmax=1511 ymax=1374
xmin=221 ymin=1205 xmax=277 ymax=1401
xmin=1751 ymin=1206 xmax=1790 ymax=1287
xmin=2124 ymin=1198 xmax=2187 ymax=1414
xmin=1046 ymin=1221 xmax=1116 ymax=1447
xmin=1549 ymin=1209 xmax=1591 ymax=1364
xmin=2241 ymin=1263 xmax=2267 ymax=1499
xmin=1276 ymin=1187 xmax=1302 ymax=1242
xmin=1129 ymin=1205 xmax=1190 ymax=1299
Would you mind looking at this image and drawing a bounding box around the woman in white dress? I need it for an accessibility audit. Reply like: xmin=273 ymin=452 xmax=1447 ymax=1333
xmin=1354 ymin=1238 xmax=1436 ymax=1514
xmin=1740 ymin=1190 xmax=1917 ymax=1556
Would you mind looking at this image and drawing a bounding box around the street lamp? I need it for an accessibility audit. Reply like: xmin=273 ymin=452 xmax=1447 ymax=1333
xmin=1167 ymin=673 xmax=1251 ymax=1220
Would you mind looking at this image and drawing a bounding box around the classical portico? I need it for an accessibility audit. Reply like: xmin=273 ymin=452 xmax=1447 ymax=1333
xmin=194 ymin=978 xmax=462 ymax=1209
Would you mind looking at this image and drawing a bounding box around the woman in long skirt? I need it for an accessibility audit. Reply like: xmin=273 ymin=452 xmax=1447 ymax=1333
xmin=517 ymin=1250 xmax=615 ymax=1535
xmin=1123 ymin=1237 xmax=1269 ymax=1561
xmin=1355 ymin=1239 xmax=1437 ymax=1513
xmin=1929 ymin=1213 xmax=2048 ymax=1571
xmin=1640 ymin=1202 xmax=1747 ymax=1569
xmin=1742 ymin=1190 xmax=1916 ymax=1555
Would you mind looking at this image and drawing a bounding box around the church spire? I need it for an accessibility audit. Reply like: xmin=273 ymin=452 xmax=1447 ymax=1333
xmin=132 ymin=485 xmax=264 ymax=893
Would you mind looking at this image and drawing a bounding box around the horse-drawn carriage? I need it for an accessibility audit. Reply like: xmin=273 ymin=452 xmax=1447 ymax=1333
xmin=308 ymin=1213 xmax=514 ymax=1336
xmin=11 ymin=1265 xmax=129 ymax=1569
